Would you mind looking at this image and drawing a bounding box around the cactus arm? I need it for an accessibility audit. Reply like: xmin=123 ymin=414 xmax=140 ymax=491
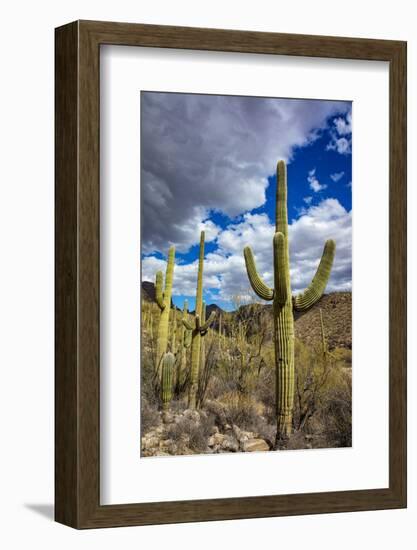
xmin=274 ymin=232 xmax=289 ymax=306
xmin=195 ymin=232 xmax=205 ymax=318
xmin=293 ymin=239 xmax=336 ymax=312
xmin=200 ymin=310 xmax=216 ymax=332
xmin=155 ymin=271 xmax=165 ymax=310
xmin=155 ymin=247 xmax=176 ymax=379
xmin=182 ymin=318 xmax=194 ymax=331
xmin=164 ymin=246 xmax=175 ymax=303
xmin=195 ymin=315 xmax=201 ymax=331
xmin=244 ymin=246 xmax=274 ymax=301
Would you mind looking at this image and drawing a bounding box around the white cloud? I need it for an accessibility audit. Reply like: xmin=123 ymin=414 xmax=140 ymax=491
xmin=289 ymin=199 xmax=352 ymax=293
xmin=327 ymin=137 xmax=350 ymax=155
xmin=307 ymin=168 xmax=327 ymax=193
xmin=142 ymin=198 xmax=352 ymax=304
xmin=303 ymin=196 xmax=313 ymax=205
xmin=334 ymin=111 xmax=352 ymax=135
xmin=330 ymin=171 xmax=345 ymax=182
xmin=326 ymin=110 xmax=352 ymax=155
xmin=142 ymin=93 xmax=350 ymax=253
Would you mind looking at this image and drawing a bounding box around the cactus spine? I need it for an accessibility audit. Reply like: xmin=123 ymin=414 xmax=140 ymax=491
xmin=155 ymin=246 xmax=176 ymax=378
xmin=161 ymin=352 xmax=175 ymax=410
xmin=244 ymin=160 xmax=335 ymax=442
xmin=182 ymin=231 xmax=216 ymax=409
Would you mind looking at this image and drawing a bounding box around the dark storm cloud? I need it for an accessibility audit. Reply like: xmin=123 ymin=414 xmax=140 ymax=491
xmin=141 ymin=92 xmax=350 ymax=254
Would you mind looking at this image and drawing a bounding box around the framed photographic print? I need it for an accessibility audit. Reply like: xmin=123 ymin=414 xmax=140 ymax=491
xmin=55 ymin=20 xmax=406 ymax=528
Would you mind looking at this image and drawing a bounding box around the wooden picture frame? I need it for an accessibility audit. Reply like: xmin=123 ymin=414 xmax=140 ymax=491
xmin=55 ymin=20 xmax=407 ymax=528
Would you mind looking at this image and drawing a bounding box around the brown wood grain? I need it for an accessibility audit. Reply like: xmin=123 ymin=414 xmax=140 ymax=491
xmin=55 ymin=20 xmax=407 ymax=529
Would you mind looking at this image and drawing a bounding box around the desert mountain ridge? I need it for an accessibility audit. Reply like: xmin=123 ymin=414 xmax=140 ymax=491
xmin=142 ymin=281 xmax=351 ymax=350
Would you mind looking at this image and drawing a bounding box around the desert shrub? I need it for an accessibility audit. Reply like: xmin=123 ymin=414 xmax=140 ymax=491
xmin=225 ymin=393 xmax=260 ymax=431
xmin=166 ymin=413 xmax=215 ymax=453
xmin=254 ymin=365 xmax=275 ymax=424
xmin=292 ymin=338 xmax=352 ymax=436
xmin=141 ymin=365 xmax=158 ymax=406
xmin=322 ymin=371 xmax=352 ymax=447
xmin=204 ymin=374 xmax=225 ymax=401
xmin=141 ymin=399 xmax=160 ymax=434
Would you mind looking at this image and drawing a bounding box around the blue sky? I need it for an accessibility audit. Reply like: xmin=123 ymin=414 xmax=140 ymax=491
xmin=141 ymin=92 xmax=352 ymax=312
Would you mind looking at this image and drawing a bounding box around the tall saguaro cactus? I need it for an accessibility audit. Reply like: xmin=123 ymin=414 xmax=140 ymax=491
xmin=182 ymin=231 xmax=216 ymax=409
xmin=155 ymin=246 xmax=175 ymax=378
xmin=244 ymin=160 xmax=335 ymax=443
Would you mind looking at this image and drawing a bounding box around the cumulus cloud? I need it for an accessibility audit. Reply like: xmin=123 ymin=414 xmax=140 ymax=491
xmin=141 ymin=92 xmax=350 ymax=253
xmin=142 ymin=198 xmax=351 ymax=305
xmin=330 ymin=171 xmax=345 ymax=182
xmin=326 ymin=110 xmax=352 ymax=155
xmin=307 ymin=168 xmax=327 ymax=192
xmin=303 ymin=196 xmax=313 ymax=205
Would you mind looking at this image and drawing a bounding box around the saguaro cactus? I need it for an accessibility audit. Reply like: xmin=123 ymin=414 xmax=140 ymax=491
xmin=155 ymin=246 xmax=175 ymax=378
xmin=171 ymin=307 xmax=177 ymax=353
xmin=175 ymin=300 xmax=192 ymax=393
xmin=161 ymin=352 xmax=175 ymax=410
xmin=200 ymin=302 xmax=207 ymax=369
xmin=244 ymin=160 xmax=335 ymax=442
xmin=182 ymin=231 xmax=216 ymax=409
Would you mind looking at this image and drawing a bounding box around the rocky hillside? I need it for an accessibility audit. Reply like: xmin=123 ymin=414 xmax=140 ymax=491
xmin=142 ymin=281 xmax=157 ymax=303
xmin=294 ymin=292 xmax=352 ymax=350
xmin=141 ymin=282 xmax=351 ymax=350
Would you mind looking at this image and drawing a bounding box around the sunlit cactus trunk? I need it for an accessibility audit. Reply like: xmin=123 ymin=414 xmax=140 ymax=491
xmin=243 ymin=161 xmax=336 ymax=444
xmin=182 ymin=232 xmax=216 ymax=409
xmin=176 ymin=300 xmax=191 ymax=392
xmin=200 ymin=303 xmax=207 ymax=369
xmin=155 ymin=246 xmax=175 ymax=379
xmin=161 ymin=352 xmax=175 ymax=410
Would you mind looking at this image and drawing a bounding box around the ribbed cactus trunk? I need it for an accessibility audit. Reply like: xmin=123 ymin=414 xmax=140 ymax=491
xmin=171 ymin=307 xmax=177 ymax=353
xmin=188 ymin=233 xmax=204 ymax=409
xmin=200 ymin=302 xmax=206 ymax=370
xmin=176 ymin=300 xmax=191 ymax=392
xmin=155 ymin=246 xmax=175 ymax=379
xmin=273 ymin=162 xmax=295 ymax=438
xmin=182 ymin=232 xmax=216 ymax=409
xmin=161 ymin=352 xmax=174 ymax=410
xmin=243 ymin=160 xmax=335 ymax=445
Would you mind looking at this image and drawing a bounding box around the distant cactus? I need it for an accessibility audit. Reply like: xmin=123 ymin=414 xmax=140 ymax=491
xmin=175 ymin=300 xmax=192 ymax=392
xmin=161 ymin=352 xmax=175 ymax=410
xmin=155 ymin=246 xmax=175 ymax=378
xmin=182 ymin=231 xmax=216 ymax=409
xmin=244 ymin=160 xmax=335 ymax=443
